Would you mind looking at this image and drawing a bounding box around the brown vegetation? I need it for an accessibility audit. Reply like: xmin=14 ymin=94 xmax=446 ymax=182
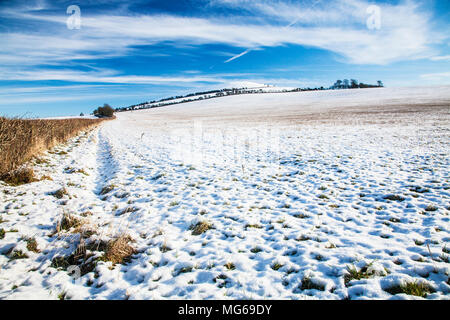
xmin=0 ymin=116 xmax=111 ymax=179
xmin=190 ymin=221 xmax=213 ymax=235
xmin=102 ymin=235 xmax=135 ymax=264
xmin=0 ymin=167 xmax=38 ymax=186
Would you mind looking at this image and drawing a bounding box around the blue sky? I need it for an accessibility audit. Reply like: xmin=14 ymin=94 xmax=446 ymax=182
xmin=0 ymin=0 xmax=449 ymax=117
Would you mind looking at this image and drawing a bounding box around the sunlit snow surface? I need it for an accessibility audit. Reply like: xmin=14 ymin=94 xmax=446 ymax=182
xmin=1 ymin=87 xmax=449 ymax=299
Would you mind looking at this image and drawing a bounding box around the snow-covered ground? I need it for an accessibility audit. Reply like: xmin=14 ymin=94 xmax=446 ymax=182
xmin=1 ymin=87 xmax=449 ymax=300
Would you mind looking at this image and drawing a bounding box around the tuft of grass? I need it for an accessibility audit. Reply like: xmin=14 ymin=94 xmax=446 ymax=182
xmin=1 ymin=167 xmax=37 ymax=186
xmin=245 ymin=224 xmax=262 ymax=229
xmin=52 ymin=187 xmax=68 ymax=199
xmin=58 ymin=292 xmax=67 ymax=300
xmin=300 ymin=276 xmax=325 ymax=291
xmin=224 ymin=262 xmax=236 ymax=270
xmin=56 ymin=213 xmax=83 ymax=232
xmin=271 ymin=263 xmax=284 ymax=271
xmin=439 ymin=254 xmax=449 ymax=263
xmin=409 ymin=186 xmax=430 ymax=194
xmin=0 ymin=228 xmax=5 ymax=239
xmin=169 ymin=201 xmax=179 ymax=207
xmin=297 ymin=234 xmax=311 ymax=241
xmin=34 ymin=157 xmax=49 ymax=165
xmin=26 ymin=237 xmax=40 ymax=253
xmin=213 ymin=274 xmax=230 ymax=288
xmin=101 ymin=235 xmax=135 ymax=265
xmin=175 ymin=266 xmax=193 ymax=275
xmin=425 ymin=205 xmax=438 ymax=212
xmin=344 ymin=263 xmax=376 ymax=285
xmin=294 ymin=213 xmax=309 ymax=219
xmin=160 ymin=243 xmax=172 ymax=252
xmin=9 ymin=250 xmax=28 ymax=260
xmin=51 ymin=239 xmax=110 ymax=276
xmin=384 ymin=281 xmax=435 ymax=298
xmin=383 ymin=195 xmax=405 ymax=202
xmin=77 ymin=169 xmax=89 ymax=176
xmin=250 ymin=247 xmax=262 ymax=253
xmin=119 ymin=206 xmax=139 ymax=215
xmin=190 ymin=221 xmax=213 ymax=235
xmin=100 ymin=184 xmax=116 ymax=195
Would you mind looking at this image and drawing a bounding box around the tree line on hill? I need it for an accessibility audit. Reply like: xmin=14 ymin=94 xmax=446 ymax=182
xmin=331 ymin=79 xmax=383 ymax=89
xmin=111 ymin=79 xmax=384 ymax=113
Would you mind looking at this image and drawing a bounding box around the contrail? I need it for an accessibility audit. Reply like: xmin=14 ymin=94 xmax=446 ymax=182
xmin=223 ymin=0 xmax=323 ymax=64
xmin=224 ymin=49 xmax=252 ymax=63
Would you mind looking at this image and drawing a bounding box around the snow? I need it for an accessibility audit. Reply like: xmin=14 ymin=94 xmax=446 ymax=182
xmin=1 ymin=87 xmax=449 ymax=300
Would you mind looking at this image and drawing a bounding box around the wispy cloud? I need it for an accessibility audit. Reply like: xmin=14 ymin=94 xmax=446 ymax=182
xmin=430 ymin=55 xmax=450 ymax=61
xmin=0 ymin=0 xmax=448 ymax=87
xmin=420 ymin=72 xmax=450 ymax=80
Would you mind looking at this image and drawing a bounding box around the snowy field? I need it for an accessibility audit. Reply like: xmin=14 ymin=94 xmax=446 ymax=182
xmin=1 ymin=86 xmax=449 ymax=300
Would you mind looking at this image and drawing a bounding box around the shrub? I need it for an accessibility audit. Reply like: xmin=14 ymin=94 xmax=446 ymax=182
xmin=93 ymin=104 xmax=115 ymax=118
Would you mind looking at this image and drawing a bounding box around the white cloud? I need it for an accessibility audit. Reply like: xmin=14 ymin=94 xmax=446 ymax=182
xmin=420 ymin=72 xmax=450 ymax=80
xmin=0 ymin=0 xmax=447 ymax=85
xmin=430 ymin=55 xmax=450 ymax=61
xmin=0 ymin=68 xmax=230 ymax=84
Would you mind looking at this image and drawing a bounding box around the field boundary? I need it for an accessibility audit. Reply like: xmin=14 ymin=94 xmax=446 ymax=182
xmin=0 ymin=116 xmax=115 ymax=177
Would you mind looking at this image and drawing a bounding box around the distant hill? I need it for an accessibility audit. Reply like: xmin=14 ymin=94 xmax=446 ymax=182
xmin=116 ymin=81 xmax=383 ymax=113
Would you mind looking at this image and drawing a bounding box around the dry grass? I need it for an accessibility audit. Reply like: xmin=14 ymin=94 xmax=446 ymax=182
xmin=0 ymin=116 xmax=111 ymax=178
xmin=26 ymin=237 xmax=40 ymax=253
xmin=56 ymin=212 xmax=84 ymax=233
xmin=51 ymin=234 xmax=135 ymax=276
xmin=190 ymin=221 xmax=213 ymax=235
xmin=53 ymin=187 xmax=69 ymax=199
xmin=224 ymin=262 xmax=236 ymax=270
xmin=102 ymin=235 xmax=135 ymax=264
xmin=1 ymin=167 xmax=38 ymax=186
